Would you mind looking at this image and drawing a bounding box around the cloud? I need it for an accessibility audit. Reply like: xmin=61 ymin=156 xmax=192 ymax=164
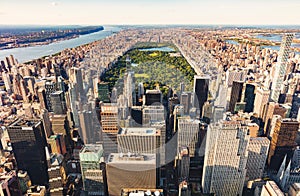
xmin=51 ymin=2 xmax=58 ymax=6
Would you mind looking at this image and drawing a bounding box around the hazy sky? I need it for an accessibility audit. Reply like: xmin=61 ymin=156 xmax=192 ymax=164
xmin=1 ymin=0 xmax=300 ymax=25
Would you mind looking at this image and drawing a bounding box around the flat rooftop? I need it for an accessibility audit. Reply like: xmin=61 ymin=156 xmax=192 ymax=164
xmin=107 ymin=153 xmax=156 ymax=164
xmin=119 ymin=127 xmax=160 ymax=136
xmin=9 ymin=119 xmax=40 ymax=128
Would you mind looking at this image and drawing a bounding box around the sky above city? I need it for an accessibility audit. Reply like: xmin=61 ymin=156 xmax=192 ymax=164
xmin=1 ymin=0 xmax=300 ymax=25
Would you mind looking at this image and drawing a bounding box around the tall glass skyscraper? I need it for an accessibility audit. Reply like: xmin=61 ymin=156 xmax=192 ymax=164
xmin=270 ymin=34 xmax=294 ymax=102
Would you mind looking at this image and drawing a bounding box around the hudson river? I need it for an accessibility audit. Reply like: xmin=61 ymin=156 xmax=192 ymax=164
xmin=0 ymin=26 xmax=121 ymax=63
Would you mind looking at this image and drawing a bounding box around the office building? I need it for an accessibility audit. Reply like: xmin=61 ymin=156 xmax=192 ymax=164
xmin=45 ymin=80 xmax=57 ymax=112
xmin=100 ymin=103 xmax=119 ymax=157
xmin=106 ymin=153 xmax=156 ymax=196
xmin=270 ymin=34 xmax=294 ymax=102
xmin=145 ymin=89 xmax=162 ymax=106
xmin=246 ymin=137 xmax=270 ymax=181
xmin=47 ymin=134 xmax=67 ymax=155
xmin=193 ymin=75 xmax=209 ymax=117
xmin=40 ymin=109 xmax=52 ymax=138
xmin=290 ymin=93 xmax=300 ymax=119
xmin=117 ymin=127 xmax=160 ymax=154
xmin=0 ymin=171 xmax=22 ymax=196
xmin=177 ymin=117 xmax=200 ymax=157
xmin=47 ymin=152 xmax=66 ymax=195
xmin=202 ymin=120 xmax=250 ymax=195
xmin=97 ymin=82 xmax=110 ymax=103
xmin=176 ymin=146 xmax=190 ymax=182
xmin=228 ymin=81 xmax=243 ymax=113
xmin=79 ymin=144 xmax=105 ymax=196
xmin=262 ymin=103 xmax=287 ymax=135
xmin=180 ymin=92 xmax=192 ymax=115
xmin=7 ymin=119 xmax=48 ymax=185
xmin=143 ymin=105 xmax=165 ymax=126
xmin=78 ymin=110 xmax=100 ymax=144
xmin=124 ymin=71 xmax=136 ymax=107
xmin=260 ymin=181 xmax=284 ymax=196
xmin=288 ymin=183 xmax=300 ymax=196
xmin=268 ymin=117 xmax=299 ymax=171
xmin=244 ymin=83 xmax=256 ymax=113
xmin=51 ymin=114 xmax=72 ymax=152
xmin=225 ymin=68 xmax=246 ymax=87
xmin=253 ymin=87 xmax=270 ymax=118
xmin=50 ymin=91 xmax=67 ymax=115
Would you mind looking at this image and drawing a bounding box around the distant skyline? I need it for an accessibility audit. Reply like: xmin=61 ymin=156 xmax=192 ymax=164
xmin=1 ymin=0 xmax=300 ymax=25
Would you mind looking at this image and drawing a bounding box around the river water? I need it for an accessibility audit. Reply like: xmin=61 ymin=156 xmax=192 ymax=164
xmin=0 ymin=26 xmax=121 ymax=63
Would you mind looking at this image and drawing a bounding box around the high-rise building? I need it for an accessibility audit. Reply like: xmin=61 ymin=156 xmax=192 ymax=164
xmin=267 ymin=117 xmax=299 ymax=171
xmin=40 ymin=109 xmax=52 ymax=138
xmin=262 ymin=103 xmax=287 ymax=135
xmin=229 ymin=81 xmax=243 ymax=113
xmin=290 ymin=93 xmax=300 ymax=119
xmin=117 ymin=127 xmax=161 ymax=154
xmin=246 ymin=137 xmax=270 ymax=181
xmin=143 ymin=105 xmax=165 ymax=126
xmin=78 ymin=110 xmax=100 ymax=144
xmin=97 ymin=82 xmax=110 ymax=103
xmin=288 ymin=183 xmax=300 ymax=196
xmin=47 ymin=151 xmax=66 ymax=195
xmin=193 ymin=75 xmax=209 ymax=117
xmin=244 ymin=83 xmax=256 ymax=113
xmin=45 ymin=80 xmax=57 ymax=112
xmin=202 ymin=120 xmax=250 ymax=195
xmin=260 ymin=181 xmax=284 ymax=196
xmin=7 ymin=119 xmax=48 ymax=185
xmin=145 ymin=89 xmax=162 ymax=106
xmin=225 ymin=68 xmax=246 ymax=87
xmin=50 ymin=91 xmax=67 ymax=115
xmin=79 ymin=144 xmax=105 ymax=196
xmin=270 ymin=34 xmax=294 ymax=102
xmin=177 ymin=117 xmax=200 ymax=157
xmin=180 ymin=92 xmax=192 ymax=115
xmin=51 ymin=114 xmax=72 ymax=152
xmin=0 ymin=171 xmax=22 ymax=196
xmin=47 ymin=134 xmax=67 ymax=155
xmin=124 ymin=71 xmax=136 ymax=107
xmin=253 ymin=87 xmax=270 ymax=118
xmin=100 ymin=103 xmax=119 ymax=157
xmin=176 ymin=146 xmax=190 ymax=182
xmin=68 ymin=67 xmax=84 ymax=100
xmin=106 ymin=153 xmax=156 ymax=196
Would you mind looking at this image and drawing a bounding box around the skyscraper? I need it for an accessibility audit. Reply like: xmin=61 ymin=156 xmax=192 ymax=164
xmin=100 ymin=103 xmax=119 ymax=158
xmin=253 ymin=87 xmax=270 ymax=118
xmin=193 ymin=75 xmax=209 ymax=117
xmin=79 ymin=144 xmax=105 ymax=196
xmin=106 ymin=153 xmax=156 ymax=196
xmin=270 ymin=34 xmax=294 ymax=102
xmin=267 ymin=117 xmax=299 ymax=171
xmin=177 ymin=117 xmax=200 ymax=157
xmin=7 ymin=119 xmax=48 ymax=185
xmin=229 ymin=81 xmax=243 ymax=113
xmin=202 ymin=120 xmax=250 ymax=195
xmin=50 ymin=91 xmax=67 ymax=115
xmin=97 ymin=82 xmax=110 ymax=103
xmin=246 ymin=137 xmax=270 ymax=181
xmin=244 ymin=83 xmax=256 ymax=113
